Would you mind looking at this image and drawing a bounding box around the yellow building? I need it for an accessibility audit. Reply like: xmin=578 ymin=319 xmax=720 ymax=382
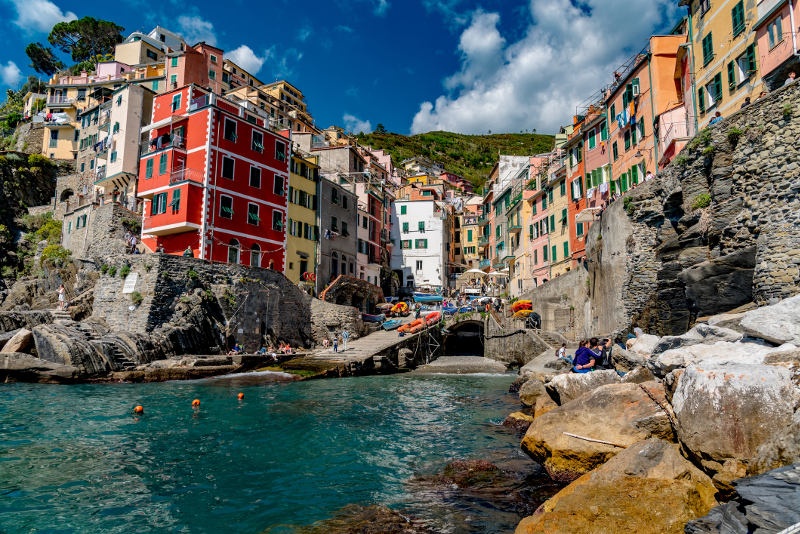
xmin=682 ymin=0 xmax=760 ymax=126
xmin=286 ymin=149 xmax=320 ymax=286
xmin=547 ymin=165 xmax=571 ymax=279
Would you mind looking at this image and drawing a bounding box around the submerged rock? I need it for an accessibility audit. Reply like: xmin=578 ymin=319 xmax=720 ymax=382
xmin=521 ymin=381 xmax=674 ymax=482
xmin=295 ymin=504 xmax=433 ymax=534
xmin=516 ymin=439 xmax=718 ymax=534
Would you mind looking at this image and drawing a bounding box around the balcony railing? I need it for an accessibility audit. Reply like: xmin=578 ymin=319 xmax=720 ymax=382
xmin=661 ymin=121 xmax=690 ymax=150
xmin=95 ymin=166 xmax=107 ymax=181
xmin=508 ymin=222 xmax=522 ymax=233
xmin=142 ymin=135 xmax=185 ymax=155
xmin=169 ymin=167 xmax=205 ymax=184
xmin=47 ymin=96 xmax=75 ymax=107
xmin=478 ymin=213 xmax=489 ymax=226
xmin=478 ymin=236 xmax=489 ymax=247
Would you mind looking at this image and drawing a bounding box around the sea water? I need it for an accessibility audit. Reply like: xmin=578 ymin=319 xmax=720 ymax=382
xmin=0 ymin=372 xmax=534 ymax=533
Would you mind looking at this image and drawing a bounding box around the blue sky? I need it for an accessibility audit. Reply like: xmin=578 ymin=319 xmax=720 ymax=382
xmin=1 ymin=0 xmax=682 ymax=135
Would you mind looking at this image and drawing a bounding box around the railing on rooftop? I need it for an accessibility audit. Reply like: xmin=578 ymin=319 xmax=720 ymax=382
xmin=661 ymin=121 xmax=690 ymax=150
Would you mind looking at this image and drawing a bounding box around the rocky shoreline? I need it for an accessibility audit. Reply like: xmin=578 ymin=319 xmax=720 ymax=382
xmin=508 ymin=294 xmax=800 ymax=533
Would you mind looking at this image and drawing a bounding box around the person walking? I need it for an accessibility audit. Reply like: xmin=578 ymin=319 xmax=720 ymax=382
xmin=333 ymin=335 xmax=339 ymax=353
xmin=341 ymin=329 xmax=350 ymax=352
xmin=57 ymin=284 xmax=66 ymax=310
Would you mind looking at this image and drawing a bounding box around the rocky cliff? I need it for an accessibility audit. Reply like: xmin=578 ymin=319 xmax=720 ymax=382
xmin=588 ymin=81 xmax=800 ymax=336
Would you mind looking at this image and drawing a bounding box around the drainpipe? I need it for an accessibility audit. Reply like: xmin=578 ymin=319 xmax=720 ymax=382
xmin=790 ymin=0 xmax=798 ymax=55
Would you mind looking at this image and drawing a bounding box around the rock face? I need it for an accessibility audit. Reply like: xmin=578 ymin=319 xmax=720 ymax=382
xmin=516 ymin=439 xmax=718 ymax=534
xmin=651 ymin=323 xmax=743 ymax=354
xmin=584 ymin=82 xmax=800 ymax=336
xmin=545 ymin=369 xmax=621 ymax=405
xmin=1 ymin=328 xmax=33 ymax=353
xmin=738 ymin=294 xmax=800 ymax=345
xmin=671 ymin=363 xmax=797 ymax=478
xmin=0 ymin=352 xmax=79 ymax=383
xmin=521 ymin=381 xmax=674 ymax=482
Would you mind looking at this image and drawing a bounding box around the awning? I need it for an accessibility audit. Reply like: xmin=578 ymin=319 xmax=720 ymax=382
xmin=140 ymin=115 xmax=186 ymax=134
xmin=576 ymin=207 xmax=603 ymax=223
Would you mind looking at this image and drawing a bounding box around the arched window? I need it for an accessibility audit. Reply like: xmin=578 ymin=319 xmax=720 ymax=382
xmin=331 ymin=252 xmax=339 ymax=277
xmin=228 ymin=239 xmax=240 ymax=264
xmin=250 ymin=243 xmax=261 ymax=267
xmin=60 ymin=189 xmax=75 ymax=202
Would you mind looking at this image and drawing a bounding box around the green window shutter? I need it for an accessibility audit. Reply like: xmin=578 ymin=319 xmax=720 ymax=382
xmin=467 ymin=229 xmax=473 ymax=241
xmin=528 ymin=224 xmax=533 ymax=239
xmin=624 ymin=130 xmax=631 ymax=150
xmin=698 ymin=88 xmax=706 ymax=113
xmin=561 ymin=208 xmax=567 ymax=224
xmin=159 ymin=154 xmax=167 ymax=174
xmin=588 ymin=129 xmax=596 ymax=149
xmin=418 ymin=221 xmax=425 ymax=231
xmin=732 ymin=2 xmax=745 ymax=37
xmin=532 ymin=202 xmax=537 ymax=215
xmin=714 ymin=73 xmax=723 ymax=102
xmin=610 ymin=104 xmax=616 ymax=121
xmin=638 ymin=121 xmax=645 ymax=140
xmin=542 ymin=196 xmax=547 ymax=210
xmin=560 ymin=181 xmax=566 ymax=196
xmin=621 ymin=172 xmax=628 ymax=191
xmin=563 ymin=241 xmax=569 ymax=258
xmin=551 ymin=245 xmax=557 ymax=262
xmin=600 ymin=121 xmax=608 ymax=141
xmin=745 ymin=44 xmax=757 ymax=76
xmin=543 ymin=246 xmax=548 ymax=261
xmin=146 ymin=159 xmax=153 ymax=178
xmin=400 ymin=205 xmax=406 ymax=215
xmin=631 ymin=165 xmax=638 ymax=184
xmin=727 ymin=61 xmax=737 ymax=92
xmin=577 ymin=222 xmax=584 ymax=236
xmin=402 ymin=222 xmax=408 ymax=233
xmin=548 ymin=189 xmax=554 ymax=203
xmin=549 ymin=214 xmax=555 ymax=232
xmin=702 ymin=33 xmax=713 ymax=65
xmin=612 ymin=141 xmax=618 ymax=160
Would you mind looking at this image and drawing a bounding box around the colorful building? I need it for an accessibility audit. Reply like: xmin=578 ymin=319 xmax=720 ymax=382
xmin=137 ymin=85 xmax=289 ymax=267
xmin=286 ymin=146 xmax=320 ymax=285
xmin=753 ymin=0 xmax=800 ymax=90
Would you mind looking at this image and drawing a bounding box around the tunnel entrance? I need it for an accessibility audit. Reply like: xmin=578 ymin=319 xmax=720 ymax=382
xmin=443 ymin=320 xmax=484 ymax=356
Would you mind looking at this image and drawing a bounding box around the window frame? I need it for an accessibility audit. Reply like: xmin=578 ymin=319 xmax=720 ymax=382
xmin=702 ymin=33 xmax=714 ymax=66
xmin=252 ymin=130 xmax=263 ymax=153
xmin=247 ymin=202 xmax=260 ymax=226
xmin=219 ymin=195 xmax=233 ymax=219
xmin=249 ymin=166 xmax=261 ymax=188
xmin=221 ymin=156 xmax=235 ymax=180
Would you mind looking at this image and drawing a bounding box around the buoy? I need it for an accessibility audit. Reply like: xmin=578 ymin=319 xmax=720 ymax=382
xmin=133 ymin=405 xmax=143 ymax=414
xmin=192 ymin=399 xmax=200 ymax=408
xmin=237 ymin=392 xmax=244 ymax=400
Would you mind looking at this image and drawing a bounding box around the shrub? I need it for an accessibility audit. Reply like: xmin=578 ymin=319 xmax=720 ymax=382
xmin=119 ymin=265 xmax=131 ymax=277
xmin=187 ymin=269 xmax=199 ymax=280
xmin=727 ymin=127 xmax=743 ymax=147
xmin=782 ymin=103 xmax=794 ymax=119
xmin=624 ymin=197 xmax=634 ymax=215
xmin=702 ymin=144 xmax=715 ymax=156
xmin=107 ymin=266 xmax=117 ymax=277
xmin=39 ymin=244 xmax=71 ymax=267
xmin=130 ymin=291 xmax=143 ymax=305
xmin=674 ymin=154 xmax=688 ymax=166
xmin=692 ymin=193 xmax=712 ymax=210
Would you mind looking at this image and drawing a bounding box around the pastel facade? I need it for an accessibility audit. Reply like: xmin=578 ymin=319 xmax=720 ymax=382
xmin=286 ymin=148 xmax=320 ymax=285
xmin=753 ymin=0 xmax=800 ymax=89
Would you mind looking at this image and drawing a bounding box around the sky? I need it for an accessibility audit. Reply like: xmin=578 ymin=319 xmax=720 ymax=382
xmin=0 ymin=0 xmax=683 ymax=136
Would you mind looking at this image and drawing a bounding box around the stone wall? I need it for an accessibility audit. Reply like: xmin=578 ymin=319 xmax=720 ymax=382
xmin=483 ymin=313 xmax=549 ymax=365
xmin=92 ymin=254 xmax=314 ymax=353
xmin=62 ymin=200 xmax=138 ymax=259
xmin=583 ymin=81 xmax=800 ymax=336
xmin=519 ymin=268 xmax=590 ymax=340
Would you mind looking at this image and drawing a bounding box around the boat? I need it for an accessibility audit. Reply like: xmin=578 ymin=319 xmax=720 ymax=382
xmin=382 ymin=319 xmax=401 ymax=330
xmin=512 ymin=309 xmax=534 ymax=319
xmin=398 ymin=318 xmax=423 ymax=333
xmin=391 ymin=301 xmax=409 ymax=315
xmin=409 ymin=323 xmax=425 ymax=334
xmin=362 ymin=313 xmax=385 ymax=323
xmin=424 ymin=311 xmax=441 ymax=325
xmin=511 ymin=300 xmax=532 ymax=312
xmin=413 ymin=292 xmax=444 ymax=303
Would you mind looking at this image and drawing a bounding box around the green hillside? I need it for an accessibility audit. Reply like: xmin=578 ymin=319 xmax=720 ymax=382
xmin=355 ymin=130 xmax=555 ymax=192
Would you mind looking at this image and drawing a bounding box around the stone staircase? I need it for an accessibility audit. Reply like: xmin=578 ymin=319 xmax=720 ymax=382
xmin=51 ymin=309 xmax=71 ymax=322
xmin=538 ymin=330 xmax=568 ymax=348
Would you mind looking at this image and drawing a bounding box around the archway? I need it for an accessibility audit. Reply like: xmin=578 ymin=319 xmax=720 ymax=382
xmin=60 ymin=189 xmax=75 ymax=202
xmin=250 ymin=243 xmax=261 ymax=267
xmin=443 ymin=320 xmax=484 ymax=356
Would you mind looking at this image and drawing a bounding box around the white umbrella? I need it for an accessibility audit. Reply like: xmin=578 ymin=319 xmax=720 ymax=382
xmin=488 ymin=271 xmax=508 ymax=277
xmin=461 ymin=268 xmax=487 ymax=279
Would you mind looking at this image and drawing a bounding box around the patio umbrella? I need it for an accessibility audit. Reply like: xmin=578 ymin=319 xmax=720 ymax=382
xmin=461 ymin=268 xmax=487 ymax=279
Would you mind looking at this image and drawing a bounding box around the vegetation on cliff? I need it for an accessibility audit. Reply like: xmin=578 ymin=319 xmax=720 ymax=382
xmin=356 ymin=130 xmax=555 ymax=191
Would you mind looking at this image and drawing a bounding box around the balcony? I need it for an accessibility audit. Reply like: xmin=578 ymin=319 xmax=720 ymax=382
xmin=47 ymin=96 xmax=75 ymax=108
xmin=169 ymin=167 xmax=205 ymax=185
xmin=478 ymin=235 xmax=489 ymax=247
xmin=508 ymin=221 xmax=522 ymax=233
xmin=95 ymin=166 xmax=107 ymax=182
xmin=478 ymin=213 xmax=489 ymax=226
xmin=142 ymin=134 xmax=185 ymax=155
xmin=479 ymin=259 xmax=491 ymax=269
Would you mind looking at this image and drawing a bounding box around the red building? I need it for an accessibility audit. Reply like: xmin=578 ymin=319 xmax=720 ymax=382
xmin=137 ymin=84 xmax=288 ymax=267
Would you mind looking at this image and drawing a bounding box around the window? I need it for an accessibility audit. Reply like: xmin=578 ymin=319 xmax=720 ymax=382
xmin=600 ymin=121 xmax=608 ymax=141
xmin=400 ymin=205 xmax=407 ymax=215
xmin=171 ymin=189 xmax=181 ymax=213
xmin=80 ymin=163 xmax=85 ymax=172
xmin=222 ymin=156 xmax=234 ymax=179
xmin=402 ymin=222 xmax=409 ymax=233
xmin=220 ymin=196 xmax=233 ymax=219
xmin=587 ymin=128 xmax=596 ymax=149
xmin=272 ymin=210 xmax=283 ymax=231
xmin=559 ymin=181 xmax=566 ymax=196
xmin=624 ymin=130 xmax=631 ymax=150
xmin=768 ymin=17 xmax=784 ymax=49
xmin=151 ymin=192 xmax=168 ymax=215
xmin=171 ymin=57 xmax=178 ymax=67
xmin=702 ymin=33 xmax=714 ymax=66
xmin=77 ymin=89 xmax=86 ymax=101
xmin=210 ymin=54 xmax=218 ymax=63
xmin=415 ymin=239 xmax=428 ymax=249
xmin=705 ymin=73 xmax=723 ymax=109
xmin=171 ymin=93 xmax=181 ymax=112
xmin=612 ymin=141 xmax=618 ymax=161
xmin=252 ymin=130 xmax=263 ymax=152
xmin=170 ymin=74 xmax=177 ymax=87
xmin=342 ymin=196 xmax=348 ymax=209
xmin=159 ymin=153 xmax=167 ymax=174
xmin=416 ymin=260 xmax=423 ymax=270
xmin=542 ymin=195 xmax=547 ymax=210
xmin=331 ymin=189 xmax=339 ymax=204
xmin=227 ymin=239 xmax=239 ymax=264
xmin=549 ymin=214 xmax=555 ymax=233
xmin=736 ymin=44 xmax=757 ymax=84
xmin=342 ymin=222 xmax=349 ymax=237
xmin=638 ymin=120 xmax=645 ymax=142
xmin=699 ymin=0 xmax=710 ymax=15
xmin=249 ymin=166 xmax=261 ymax=188
xmin=250 ymin=244 xmax=261 ymax=267
xmin=224 ymin=119 xmax=237 ymax=142
xmin=247 ymin=203 xmax=259 ymax=225
xmin=467 ymin=229 xmax=473 ymax=241
xmin=731 ymin=2 xmax=745 ymax=38
xmin=152 ymin=80 xmax=159 ymax=91
xmin=361 ymin=215 xmax=367 ymax=229
xmin=331 ymin=216 xmax=339 ymax=232
xmin=145 ymin=159 xmax=153 ymax=178
xmin=110 ymin=151 xmax=117 ymax=163
xmin=400 ymin=240 xmax=411 ymax=249
xmin=610 ymin=104 xmax=616 ymax=121
xmin=577 ymin=222 xmax=584 ymax=237
xmin=561 ymin=208 xmax=568 ymax=225
xmin=552 ymin=245 xmax=557 ymax=262
xmin=49 ymin=129 xmax=58 ymax=148
xmin=147 ymin=49 xmax=158 ymax=61
xmin=418 ymin=221 xmax=425 ymax=232
xmin=273 ymin=175 xmax=284 ymax=196
xmin=543 ymin=245 xmax=548 ymax=261
xmin=275 ymin=141 xmax=286 ymax=161
xmin=563 ymin=241 xmax=569 ymax=258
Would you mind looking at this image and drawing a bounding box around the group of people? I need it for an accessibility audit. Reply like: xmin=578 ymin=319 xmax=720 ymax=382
xmin=323 ymin=329 xmax=350 ymax=353
xmin=709 ymin=72 xmax=796 ymax=127
xmin=557 ymin=337 xmax=618 ymax=374
xmin=123 ymin=230 xmax=140 ymax=254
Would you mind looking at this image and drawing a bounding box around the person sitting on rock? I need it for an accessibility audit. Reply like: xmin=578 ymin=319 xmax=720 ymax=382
xmin=572 ymin=338 xmax=597 ymax=373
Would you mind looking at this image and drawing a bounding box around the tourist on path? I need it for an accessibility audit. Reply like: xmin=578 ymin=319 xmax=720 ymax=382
xmin=57 ymin=284 xmax=66 ymax=310
xmin=333 ymin=336 xmax=339 ymax=353
xmin=341 ymin=329 xmax=350 ymax=352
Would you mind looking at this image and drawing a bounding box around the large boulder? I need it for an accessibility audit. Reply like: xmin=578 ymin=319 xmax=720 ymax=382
xmin=626 ymin=333 xmax=660 ymax=355
xmin=648 ymin=340 xmax=797 ymax=378
xmin=521 ymin=381 xmax=674 ymax=482
xmin=672 ymin=363 xmax=798 ymax=482
xmin=1 ymin=328 xmax=33 ymax=353
xmin=651 ymin=323 xmax=743 ymax=355
xmin=518 ymin=377 xmax=549 ymax=408
xmin=516 ymin=439 xmax=718 ymax=534
xmin=545 ymin=369 xmax=621 ymax=405
xmin=0 ymin=352 xmax=80 ymax=383
xmin=611 ymin=345 xmax=648 ymax=372
xmin=739 ymin=294 xmax=800 ymax=346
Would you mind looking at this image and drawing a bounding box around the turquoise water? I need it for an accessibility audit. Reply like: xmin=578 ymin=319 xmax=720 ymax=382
xmin=0 ymin=372 xmax=537 ymax=533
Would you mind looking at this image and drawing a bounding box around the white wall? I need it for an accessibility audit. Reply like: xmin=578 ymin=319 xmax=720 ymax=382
xmin=390 ymin=199 xmax=446 ymax=290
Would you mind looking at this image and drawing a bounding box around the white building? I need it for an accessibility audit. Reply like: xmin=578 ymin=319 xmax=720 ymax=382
xmin=390 ymin=184 xmax=448 ymax=292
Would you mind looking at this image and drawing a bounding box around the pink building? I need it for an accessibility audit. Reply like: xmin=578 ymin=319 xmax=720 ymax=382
xmin=754 ymin=0 xmax=800 ymax=90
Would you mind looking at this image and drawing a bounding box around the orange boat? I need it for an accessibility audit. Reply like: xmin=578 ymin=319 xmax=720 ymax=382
xmin=511 ymin=300 xmax=532 ymax=312
xmin=424 ymin=311 xmax=441 ymax=325
xmin=398 ymin=318 xmax=423 ymax=333
xmin=409 ymin=323 xmax=425 ymax=334
xmin=391 ymin=301 xmax=409 ymax=315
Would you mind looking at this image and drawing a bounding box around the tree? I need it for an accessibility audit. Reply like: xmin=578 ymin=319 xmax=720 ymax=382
xmin=48 ymin=17 xmax=124 ymax=64
xmin=25 ymin=43 xmax=64 ymax=76
xmin=375 ymin=123 xmax=387 ymax=134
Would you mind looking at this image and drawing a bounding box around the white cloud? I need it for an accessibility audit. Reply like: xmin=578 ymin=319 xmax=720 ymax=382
xmin=0 ymin=61 xmax=22 ymax=87
xmin=178 ymin=15 xmax=217 ymax=46
xmin=411 ymin=0 xmax=680 ymax=134
xmin=227 ymin=45 xmax=265 ymax=75
xmin=343 ymin=114 xmax=372 ymax=134
xmin=297 ymin=25 xmax=312 ymax=43
xmin=11 ymin=0 xmax=77 ymax=33
xmin=371 ymin=0 xmax=390 ymax=16
xmin=263 ymin=47 xmax=303 ymax=80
